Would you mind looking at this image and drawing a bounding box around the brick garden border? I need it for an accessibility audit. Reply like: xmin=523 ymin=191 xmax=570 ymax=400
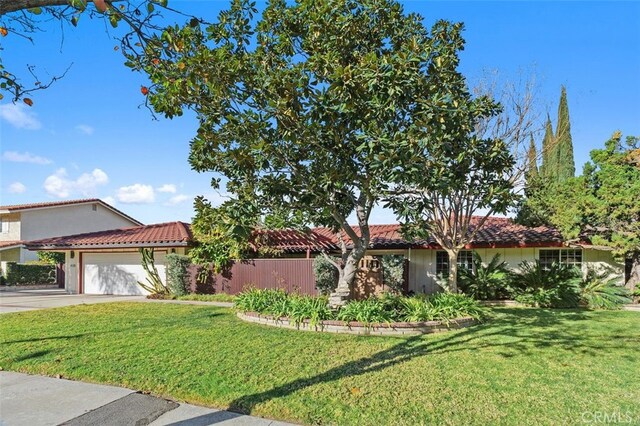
xmin=237 ymin=311 xmax=477 ymax=336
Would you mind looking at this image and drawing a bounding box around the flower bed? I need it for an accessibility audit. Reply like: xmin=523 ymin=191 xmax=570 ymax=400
xmin=237 ymin=311 xmax=477 ymax=336
xmin=234 ymin=289 xmax=486 ymax=335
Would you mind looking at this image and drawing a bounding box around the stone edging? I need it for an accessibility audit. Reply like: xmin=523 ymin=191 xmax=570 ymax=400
xmin=479 ymin=300 xmax=522 ymax=307
xmin=237 ymin=311 xmax=477 ymax=336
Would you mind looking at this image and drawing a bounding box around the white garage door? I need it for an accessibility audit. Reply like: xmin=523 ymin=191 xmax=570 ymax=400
xmin=83 ymin=252 xmax=167 ymax=295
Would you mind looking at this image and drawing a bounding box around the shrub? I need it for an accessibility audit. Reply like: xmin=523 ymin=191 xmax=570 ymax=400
xmin=458 ymin=253 xmax=510 ymax=300
xmin=511 ymin=261 xmax=581 ymax=308
xmin=579 ymin=268 xmax=631 ymax=310
xmin=166 ymin=254 xmax=191 ymax=296
xmin=400 ymin=293 xmax=486 ymax=323
xmin=313 ymin=255 xmax=339 ymax=295
xmin=137 ymin=248 xmax=170 ymax=295
xmin=4 ymin=262 xmax=55 ymax=285
xmin=37 ymin=251 xmax=65 ymax=265
xmin=235 ymin=288 xmax=289 ymax=313
xmin=336 ymin=298 xmax=393 ymax=325
xmin=380 ymin=255 xmax=405 ymax=293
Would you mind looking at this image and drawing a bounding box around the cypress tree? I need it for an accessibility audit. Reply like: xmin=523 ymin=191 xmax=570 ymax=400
xmin=540 ymin=114 xmax=556 ymax=179
xmin=525 ymin=134 xmax=539 ymax=184
xmin=555 ymin=86 xmax=575 ymax=181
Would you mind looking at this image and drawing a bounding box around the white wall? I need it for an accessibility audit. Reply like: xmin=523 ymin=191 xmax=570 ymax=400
xmin=371 ymin=246 xmax=625 ymax=295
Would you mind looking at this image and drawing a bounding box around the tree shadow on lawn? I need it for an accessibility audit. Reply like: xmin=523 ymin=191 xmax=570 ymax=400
xmin=227 ymin=307 xmax=633 ymax=415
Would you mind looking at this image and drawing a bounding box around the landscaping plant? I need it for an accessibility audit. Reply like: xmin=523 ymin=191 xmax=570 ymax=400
xmin=234 ymin=289 xmax=486 ymax=325
xmin=313 ymin=256 xmax=339 ymax=295
xmin=380 ymin=255 xmax=406 ymax=293
xmin=335 ymin=298 xmax=394 ymax=325
xmin=457 ymin=253 xmax=511 ymax=300
xmin=510 ymin=261 xmax=581 ymax=308
xmin=166 ymin=254 xmax=191 ymax=296
xmin=137 ymin=248 xmax=170 ymax=295
xmin=579 ymin=268 xmax=631 ymax=310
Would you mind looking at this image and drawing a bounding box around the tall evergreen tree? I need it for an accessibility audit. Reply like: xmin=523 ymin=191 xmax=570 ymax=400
xmin=540 ymin=114 xmax=556 ymax=179
xmin=525 ymin=134 xmax=539 ymax=183
xmin=555 ymin=86 xmax=575 ymax=181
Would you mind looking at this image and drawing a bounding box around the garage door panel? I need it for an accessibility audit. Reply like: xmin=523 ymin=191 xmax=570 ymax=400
xmin=83 ymin=253 xmax=167 ymax=295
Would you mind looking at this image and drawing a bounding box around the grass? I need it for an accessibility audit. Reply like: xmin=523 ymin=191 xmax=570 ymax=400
xmin=1 ymin=303 xmax=638 ymax=425
xmin=176 ymin=293 xmax=236 ymax=303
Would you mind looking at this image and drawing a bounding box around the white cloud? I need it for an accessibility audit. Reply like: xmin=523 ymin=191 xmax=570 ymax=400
xmin=166 ymin=194 xmax=190 ymax=206
xmin=8 ymin=182 xmax=27 ymax=194
xmin=116 ymin=184 xmax=155 ymax=204
xmin=2 ymin=151 xmax=52 ymax=165
xmin=0 ymin=103 xmax=42 ymax=130
xmin=102 ymin=196 xmax=116 ymax=206
xmin=75 ymin=124 xmax=95 ymax=135
xmin=157 ymin=184 xmax=177 ymax=194
xmin=44 ymin=168 xmax=109 ymax=198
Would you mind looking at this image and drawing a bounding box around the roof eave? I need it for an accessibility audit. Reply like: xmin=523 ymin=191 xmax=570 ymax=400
xmin=25 ymin=241 xmax=192 ymax=251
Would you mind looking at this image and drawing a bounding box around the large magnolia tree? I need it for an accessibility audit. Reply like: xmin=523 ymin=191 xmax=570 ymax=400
xmin=127 ymin=0 xmax=511 ymax=305
xmin=0 ymin=0 xmax=191 ymax=102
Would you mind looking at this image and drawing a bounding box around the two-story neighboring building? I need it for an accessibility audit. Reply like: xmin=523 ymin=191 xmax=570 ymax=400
xmin=0 ymin=199 xmax=142 ymax=272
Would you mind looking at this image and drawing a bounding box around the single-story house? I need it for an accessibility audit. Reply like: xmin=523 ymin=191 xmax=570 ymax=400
xmin=25 ymin=217 xmax=625 ymax=295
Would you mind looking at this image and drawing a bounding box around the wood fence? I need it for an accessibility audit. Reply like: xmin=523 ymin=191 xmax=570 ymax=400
xmin=188 ymin=258 xmax=317 ymax=295
xmin=187 ymin=256 xmax=409 ymax=298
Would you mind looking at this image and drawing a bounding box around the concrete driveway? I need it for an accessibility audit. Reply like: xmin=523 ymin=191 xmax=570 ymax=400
xmin=0 ymin=288 xmax=144 ymax=314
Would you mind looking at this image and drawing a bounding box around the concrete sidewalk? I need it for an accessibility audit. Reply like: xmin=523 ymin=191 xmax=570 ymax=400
xmin=0 ymin=289 xmax=145 ymax=314
xmin=0 ymin=372 xmax=294 ymax=426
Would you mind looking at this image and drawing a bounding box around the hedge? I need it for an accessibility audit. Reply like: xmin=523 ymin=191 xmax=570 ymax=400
xmin=4 ymin=262 xmax=56 ymax=285
xmin=166 ymin=254 xmax=191 ymax=296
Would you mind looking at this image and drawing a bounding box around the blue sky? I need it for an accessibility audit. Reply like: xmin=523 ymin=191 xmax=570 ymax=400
xmin=1 ymin=1 xmax=639 ymax=225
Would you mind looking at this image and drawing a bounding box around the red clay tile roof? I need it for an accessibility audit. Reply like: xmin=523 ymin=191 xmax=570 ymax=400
xmin=267 ymin=217 xmax=564 ymax=252
xmin=25 ymin=222 xmax=192 ymax=250
xmin=23 ymin=217 xmax=564 ymax=252
xmin=0 ymin=240 xmax=23 ymax=250
xmin=0 ymin=198 xmax=142 ymax=226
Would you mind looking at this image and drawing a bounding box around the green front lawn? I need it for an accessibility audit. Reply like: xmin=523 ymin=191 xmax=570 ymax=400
xmin=1 ymin=303 xmax=638 ymax=425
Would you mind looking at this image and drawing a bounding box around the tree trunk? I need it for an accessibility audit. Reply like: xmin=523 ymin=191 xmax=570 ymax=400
xmin=329 ymin=244 xmax=366 ymax=309
xmin=447 ymin=249 xmax=459 ymax=293
xmin=626 ymin=253 xmax=639 ymax=296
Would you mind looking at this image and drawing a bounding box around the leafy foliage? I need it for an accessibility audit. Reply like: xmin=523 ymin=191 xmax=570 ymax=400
xmin=235 ymin=289 xmax=486 ymax=325
xmin=336 ymin=298 xmax=394 ymax=325
xmin=579 ymin=268 xmax=631 ymax=310
xmin=511 ymin=261 xmax=581 ymax=308
xmin=458 ymin=253 xmax=511 ymax=300
xmin=128 ymin=0 xmax=509 ymax=299
xmin=380 ymin=255 xmax=405 ymax=293
xmin=3 ymin=262 xmax=55 ymax=285
xmin=313 ymin=255 xmax=339 ymax=295
xmin=37 ymin=251 xmax=65 ymax=265
xmin=188 ymin=197 xmax=256 ymax=274
xmin=166 ymin=253 xmax=191 ymax=296
xmin=0 ymin=0 xmax=178 ymax=102
xmin=137 ymin=248 xmax=170 ymax=295
xmin=519 ymin=132 xmax=640 ymax=290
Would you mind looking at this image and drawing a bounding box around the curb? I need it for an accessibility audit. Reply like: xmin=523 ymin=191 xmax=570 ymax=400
xmin=237 ymin=311 xmax=477 ymax=336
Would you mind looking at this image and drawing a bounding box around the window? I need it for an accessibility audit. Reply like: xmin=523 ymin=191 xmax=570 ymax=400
xmin=436 ymin=251 xmax=449 ymax=276
xmin=0 ymin=218 xmax=8 ymax=234
xmin=436 ymin=250 xmax=473 ymax=277
xmin=539 ymin=249 xmax=582 ymax=270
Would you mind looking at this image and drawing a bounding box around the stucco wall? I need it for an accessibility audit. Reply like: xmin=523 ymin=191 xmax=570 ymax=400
xmin=20 ymin=203 xmax=139 ymax=241
xmin=0 ymin=247 xmax=21 ymax=275
xmin=0 ymin=213 xmax=21 ymax=242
